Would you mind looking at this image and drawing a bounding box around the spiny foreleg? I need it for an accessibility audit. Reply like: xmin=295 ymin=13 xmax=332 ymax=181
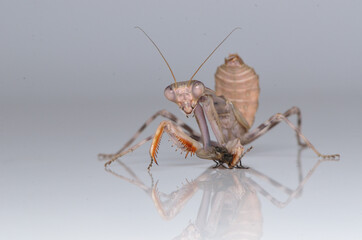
xmin=149 ymin=120 xmax=202 ymax=170
xmin=225 ymin=139 xmax=253 ymax=168
xmin=104 ymin=120 xmax=202 ymax=169
xmin=99 ymin=110 xmax=200 ymax=160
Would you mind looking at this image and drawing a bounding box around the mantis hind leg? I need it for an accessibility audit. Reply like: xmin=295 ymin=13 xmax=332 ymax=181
xmin=281 ymin=106 xmax=306 ymax=147
xmin=252 ymin=106 xmax=305 ymax=146
xmin=242 ymin=106 xmax=304 ymax=146
xmin=241 ymin=107 xmax=339 ymax=159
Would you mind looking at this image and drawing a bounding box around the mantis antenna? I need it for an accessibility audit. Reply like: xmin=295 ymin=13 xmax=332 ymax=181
xmin=135 ymin=26 xmax=178 ymax=87
xmin=188 ymin=27 xmax=241 ymax=86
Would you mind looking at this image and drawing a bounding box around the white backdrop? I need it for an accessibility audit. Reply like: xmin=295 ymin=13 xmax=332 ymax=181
xmin=1 ymin=1 xmax=361 ymax=239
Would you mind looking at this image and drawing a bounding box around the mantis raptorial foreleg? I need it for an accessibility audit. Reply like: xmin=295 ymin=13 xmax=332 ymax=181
xmin=149 ymin=120 xmax=202 ymax=167
xmin=99 ymin=110 xmax=200 ymax=160
xmin=148 ymin=119 xmax=253 ymax=169
xmin=104 ymin=119 xmax=203 ymax=169
xmin=241 ymin=107 xmax=339 ymax=159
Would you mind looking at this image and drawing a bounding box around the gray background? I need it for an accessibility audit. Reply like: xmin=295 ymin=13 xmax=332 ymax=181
xmin=1 ymin=0 xmax=361 ymax=239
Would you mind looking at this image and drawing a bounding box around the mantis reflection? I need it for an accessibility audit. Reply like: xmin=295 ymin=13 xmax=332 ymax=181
xmin=106 ymin=149 xmax=338 ymax=240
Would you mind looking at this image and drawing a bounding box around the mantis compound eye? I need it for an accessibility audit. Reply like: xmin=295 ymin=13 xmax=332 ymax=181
xmin=192 ymin=81 xmax=205 ymax=99
xmin=164 ymin=85 xmax=176 ymax=102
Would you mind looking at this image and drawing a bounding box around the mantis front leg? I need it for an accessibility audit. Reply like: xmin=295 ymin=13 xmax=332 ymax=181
xmin=103 ymin=120 xmax=202 ymax=169
xmin=149 ymin=120 xmax=201 ymax=169
xmin=149 ymin=120 xmax=236 ymax=169
xmin=99 ymin=109 xmax=200 ymax=161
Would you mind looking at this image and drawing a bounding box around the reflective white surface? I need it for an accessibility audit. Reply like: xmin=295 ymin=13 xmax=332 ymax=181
xmin=1 ymin=1 xmax=361 ymax=239
xmin=1 ymin=97 xmax=361 ymax=240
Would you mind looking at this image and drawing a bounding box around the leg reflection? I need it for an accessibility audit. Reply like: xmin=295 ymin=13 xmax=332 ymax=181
xmin=105 ymin=148 xmax=339 ymax=240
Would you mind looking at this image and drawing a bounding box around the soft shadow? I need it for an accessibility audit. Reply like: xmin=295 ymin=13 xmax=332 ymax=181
xmin=105 ymin=149 xmax=338 ymax=240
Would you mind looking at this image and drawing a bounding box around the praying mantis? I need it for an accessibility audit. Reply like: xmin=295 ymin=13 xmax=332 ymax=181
xmin=99 ymin=27 xmax=339 ymax=169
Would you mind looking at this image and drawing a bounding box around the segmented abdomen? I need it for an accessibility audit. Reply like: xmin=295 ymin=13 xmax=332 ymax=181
xmin=215 ymin=54 xmax=260 ymax=127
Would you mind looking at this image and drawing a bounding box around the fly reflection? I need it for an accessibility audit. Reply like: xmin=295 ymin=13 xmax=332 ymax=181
xmin=105 ymin=149 xmax=337 ymax=240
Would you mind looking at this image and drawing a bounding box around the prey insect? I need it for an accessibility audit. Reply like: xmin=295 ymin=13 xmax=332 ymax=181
xmin=99 ymin=27 xmax=339 ymax=169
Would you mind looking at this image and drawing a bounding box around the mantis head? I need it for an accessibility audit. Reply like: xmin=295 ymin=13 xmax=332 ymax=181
xmin=135 ymin=26 xmax=240 ymax=116
xmin=164 ymin=80 xmax=205 ymax=115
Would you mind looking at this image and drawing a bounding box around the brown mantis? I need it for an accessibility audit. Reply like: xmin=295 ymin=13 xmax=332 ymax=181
xmin=99 ymin=27 xmax=339 ymax=169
